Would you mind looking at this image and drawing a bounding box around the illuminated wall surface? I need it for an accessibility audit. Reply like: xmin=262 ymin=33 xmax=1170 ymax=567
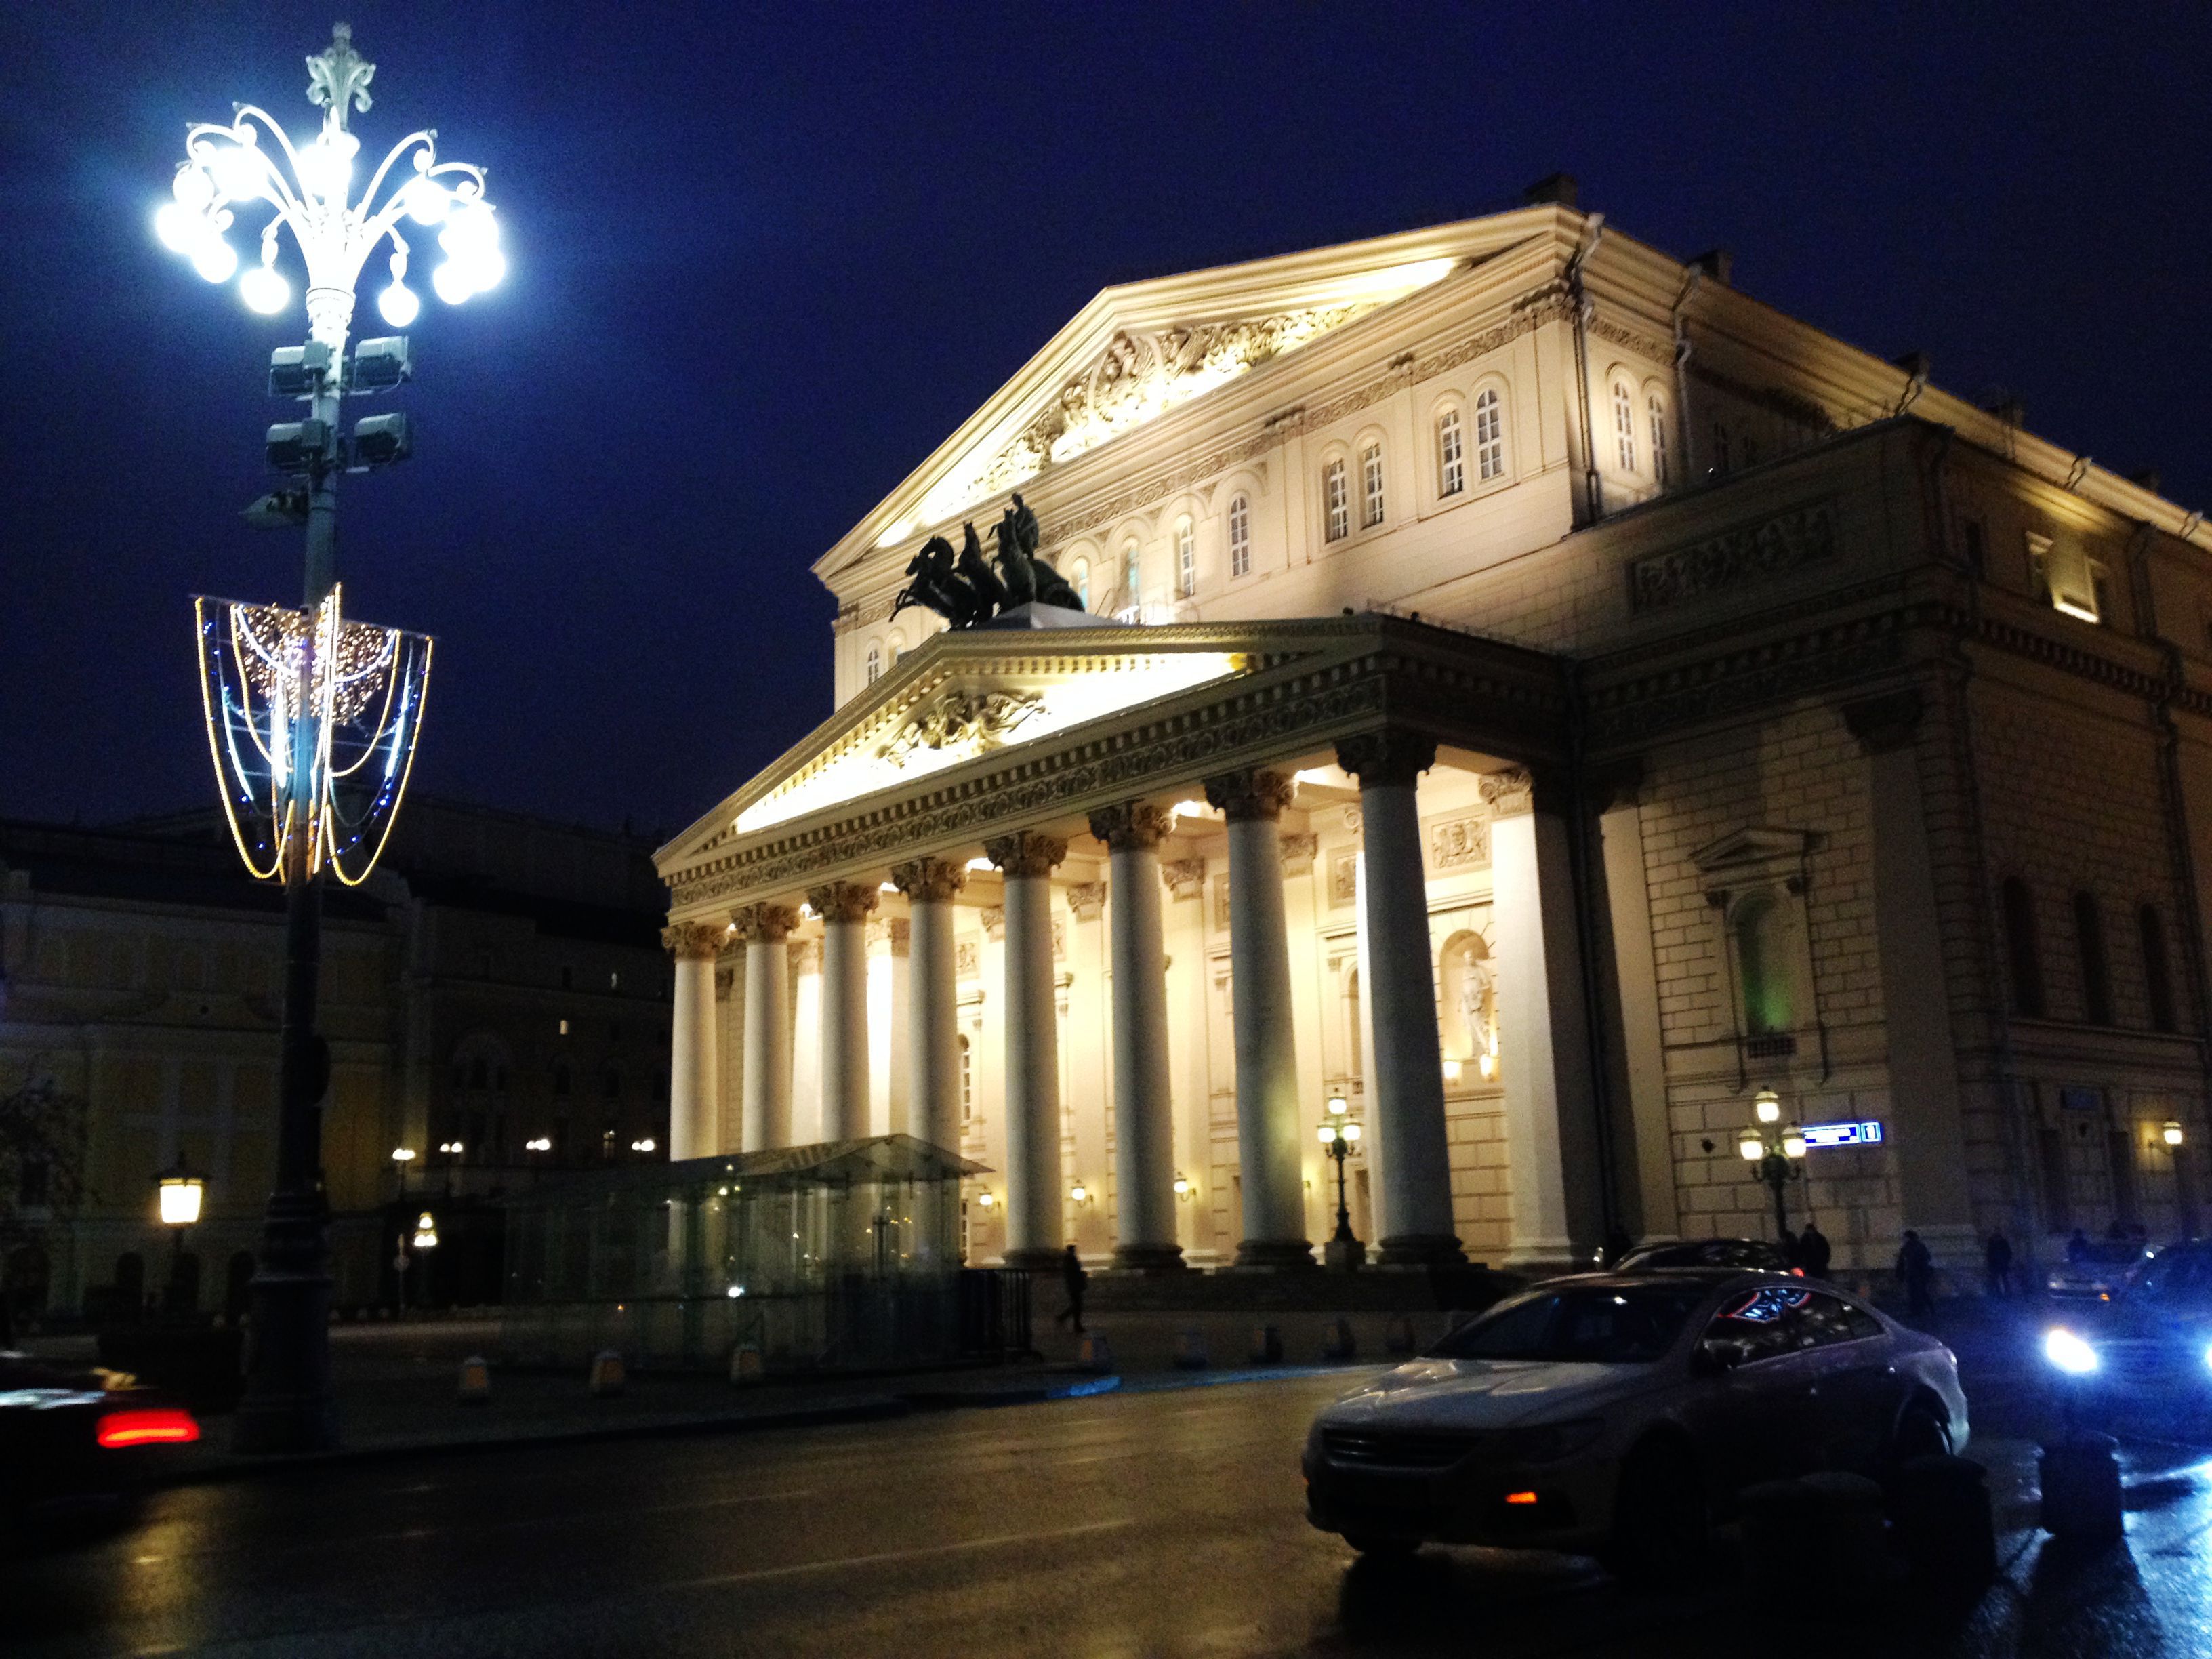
xmin=501 ymin=1134 xmax=989 ymax=1370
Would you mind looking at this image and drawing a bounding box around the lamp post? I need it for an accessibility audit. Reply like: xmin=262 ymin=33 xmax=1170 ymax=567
xmin=155 ymin=1157 xmax=206 ymax=1315
xmin=1736 ymin=1088 xmax=1808 ymax=1242
xmin=1317 ymin=1092 xmax=1366 ymax=1269
xmin=157 ymin=25 xmax=501 ymax=1452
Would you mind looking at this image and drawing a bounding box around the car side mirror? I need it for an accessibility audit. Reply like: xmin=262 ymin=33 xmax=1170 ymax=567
xmin=1693 ymin=1340 xmax=1744 ymax=1376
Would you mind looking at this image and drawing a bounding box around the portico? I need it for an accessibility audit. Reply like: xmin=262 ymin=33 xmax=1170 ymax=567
xmin=655 ymin=616 xmax=1628 ymax=1271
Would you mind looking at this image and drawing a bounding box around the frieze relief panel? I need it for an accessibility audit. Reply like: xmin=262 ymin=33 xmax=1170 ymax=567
xmin=1328 ymin=848 xmax=1359 ymax=909
xmin=1627 ymin=501 xmax=1839 ymax=615
xmin=956 ymin=940 xmax=980 ymax=978
xmin=1425 ymin=810 xmax=1490 ymax=873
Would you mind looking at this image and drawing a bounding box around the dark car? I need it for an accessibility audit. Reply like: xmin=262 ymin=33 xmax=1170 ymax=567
xmin=0 ymin=1350 xmax=200 ymax=1547
xmin=2041 ymin=1240 xmax=2212 ymax=1416
xmin=2043 ymin=1240 xmax=2153 ymax=1303
xmin=1614 ymin=1237 xmax=1801 ymax=1276
xmin=1304 ymin=1270 xmax=1965 ymax=1580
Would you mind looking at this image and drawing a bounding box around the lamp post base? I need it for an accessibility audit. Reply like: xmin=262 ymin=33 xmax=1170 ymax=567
xmin=232 ymin=1189 xmax=339 ymax=1454
xmin=1324 ymin=1235 xmax=1367 ymax=1271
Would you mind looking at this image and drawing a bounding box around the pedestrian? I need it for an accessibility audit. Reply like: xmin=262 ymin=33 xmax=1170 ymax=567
xmin=1897 ymin=1229 xmax=1936 ymax=1319
xmin=1778 ymin=1225 xmax=1799 ymax=1270
xmin=1053 ymin=1242 xmax=1088 ymax=1334
xmin=1984 ymin=1229 xmax=2014 ymax=1298
xmin=1797 ymin=1220 xmax=1832 ymax=1279
xmin=2066 ymin=1228 xmax=2092 ymax=1266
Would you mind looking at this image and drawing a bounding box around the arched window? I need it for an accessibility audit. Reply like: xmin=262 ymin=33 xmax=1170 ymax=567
xmin=1437 ymin=409 xmax=1465 ymax=497
xmin=1360 ymin=442 xmax=1385 ymax=528
xmin=2002 ymin=878 xmax=2045 ymax=1018
xmin=2075 ymin=890 xmax=2113 ymax=1025
xmin=1121 ymin=538 xmax=1141 ymax=607
xmin=1732 ymin=896 xmax=1795 ymax=1036
xmin=1174 ymin=516 xmax=1195 ymax=597
xmin=1227 ymin=495 xmax=1251 ymax=577
xmin=1648 ymin=393 xmax=1670 ymax=486
xmin=1072 ymin=558 xmax=1090 ymax=609
xmin=1474 ymin=386 xmax=1505 ymax=481
xmin=886 ymin=633 xmax=903 ymax=668
xmin=2141 ymin=905 xmax=2178 ymax=1033
xmin=1323 ymin=458 xmax=1349 ymax=542
xmin=865 ymin=643 xmax=882 ymax=684
xmin=958 ymin=1034 xmax=974 ymax=1125
xmin=1612 ymin=382 xmax=1637 ymax=472
xmin=1712 ymin=421 xmax=1732 ymax=476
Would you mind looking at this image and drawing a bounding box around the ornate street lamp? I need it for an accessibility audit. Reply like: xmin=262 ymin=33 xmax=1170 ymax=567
xmin=156 ymin=25 xmax=501 ymax=1452
xmin=155 ymin=1156 xmax=206 ymax=1313
xmin=1318 ymin=1093 xmax=1366 ymax=1269
xmin=1738 ymin=1088 xmax=1808 ymax=1242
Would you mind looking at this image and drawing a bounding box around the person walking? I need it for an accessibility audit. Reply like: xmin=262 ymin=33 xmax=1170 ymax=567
xmin=1984 ymin=1229 xmax=2014 ymax=1298
xmin=1797 ymin=1220 xmax=1832 ymax=1279
xmin=1053 ymin=1242 xmax=1088 ymax=1334
xmin=1898 ymin=1229 xmax=1936 ymax=1319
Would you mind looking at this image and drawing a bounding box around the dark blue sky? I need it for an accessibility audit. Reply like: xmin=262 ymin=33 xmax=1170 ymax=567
xmin=4 ymin=3 xmax=2207 ymax=838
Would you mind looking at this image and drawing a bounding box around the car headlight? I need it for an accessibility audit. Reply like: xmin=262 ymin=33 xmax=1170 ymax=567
xmin=2202 ymin=1342 xmax=2212 ymax=1376
xmin=1496 ymin=1418 xmax=1605 ymax=1463
xmin=2043 ymin=1327 xmax=2100 ymax=1376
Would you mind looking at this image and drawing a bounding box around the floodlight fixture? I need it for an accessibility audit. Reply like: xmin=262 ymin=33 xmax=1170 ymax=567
xmin=268 ymin=342 xmax=334 ymax=398
xmin=348 ymin=336 xmax=412 ymax=393
xmin=350 ymin=412 xmax=411 ymax=470
xmin=266 ymin=419 xmax=332 ymax=472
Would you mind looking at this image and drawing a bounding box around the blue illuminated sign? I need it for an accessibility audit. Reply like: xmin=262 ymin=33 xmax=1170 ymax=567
xmin=1799 ymin=1120 xmax=1885 ymax=1150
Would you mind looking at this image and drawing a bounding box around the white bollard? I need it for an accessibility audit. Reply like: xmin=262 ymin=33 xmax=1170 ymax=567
xmin=457 ymin=1355 xmax=491 ymax=1404
xmin=588 ymin=1349 xmax=626 ymax=1398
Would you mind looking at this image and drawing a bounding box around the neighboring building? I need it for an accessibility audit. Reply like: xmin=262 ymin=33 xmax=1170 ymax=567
xmin=0 ymin=800 xmax=672 ymax=1319
xmin=653 ymin=178 xmax=2212 ymax=1281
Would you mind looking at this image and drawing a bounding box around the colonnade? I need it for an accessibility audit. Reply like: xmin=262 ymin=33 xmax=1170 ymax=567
xmin=665 ymin=731 xmax=1599 ymax=1271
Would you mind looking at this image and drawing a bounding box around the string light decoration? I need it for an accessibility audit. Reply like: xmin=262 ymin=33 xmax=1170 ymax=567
xmin=195 ymin=586 xmax=432 ymax=886
xmin=155 ymin=23 xmax=501 ymax=350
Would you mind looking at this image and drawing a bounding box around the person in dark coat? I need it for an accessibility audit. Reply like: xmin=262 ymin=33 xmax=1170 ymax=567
xmin=2066 ymin=1228 xmax=2092 ymax=1266
xmin=1796 ymin=1221 xmax=1832 ymax=1279
xmin=1053 ymin=1243 xmax=1088 ymax=1334
xmin=1984 ymin=1230 xmax=2015 ymax=1298
xmin=1897 ymin=1229 xmax=1936 ymax=1319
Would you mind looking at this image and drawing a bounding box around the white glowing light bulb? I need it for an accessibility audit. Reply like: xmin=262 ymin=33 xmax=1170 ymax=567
xmin=192 ymin=235 xmax=239 ymax=283
xmin=403 ymin=177 xmax=451 ymax=224
xmin=379 ymin=280 xmax=420 ymax=327
xmin=240 ymin=263 xmax=290 ymax=315
xmin=431 ymin=261 xmax=472 ymax=305
xmin=207 ymin=141 xmax=266 ymax=202
xmin=171 ymin=166 xmax=215 ymax=210
xmin=155 ymin=203 xmax=199 ymax=253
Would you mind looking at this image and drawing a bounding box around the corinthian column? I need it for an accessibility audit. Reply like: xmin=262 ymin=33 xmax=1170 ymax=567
xmin=731 ymin=903 xmax=798 ymax=1151
xmin=807 ymin=881 xmax=878 ymax=1143
xmin=1204 ymin=767 xmax=1312 ymax=1267
xmin=983 ymin=830 xmax=1068 ymax=1271
xmin=1089 ymin=802 xmax=1184 ymax=1270
xmin=890 ymin=856 xmax=966 ymax=1155
xmin=663 ymin=921 xmax=729 ymax=1161
xmin=1337 ymin=731 xmax=1464 ymax=1264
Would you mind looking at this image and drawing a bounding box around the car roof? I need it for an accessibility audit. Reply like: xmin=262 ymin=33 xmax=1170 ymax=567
xmin=1525 ymin=1268 xmax=1786 ymax=1292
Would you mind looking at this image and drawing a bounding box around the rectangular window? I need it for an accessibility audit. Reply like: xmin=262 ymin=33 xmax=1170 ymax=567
xmin=1649 ymin=396 xmax=1670 ymax=487
xmin=2038 ymin=1122 xmax=2072 ymax=1229
xmin=1613 ymin=385 xmax=1637 ymax=472
xmin=1175 ymin=518 xmax=1195 ymax=597
xmin=2026 ymin=532 xmax=2052 ymax=601
xmin=1324 ymin=460 xmax=1349 ymax=541
xmin=1437 ymin=411 xmax=1465 ymax=497
xmin=2089 ymin=562 xmax=2114 ymax=624
xmin=1360 ymin=444 xmax=1385 ymax=529
xmin=1475 ymin=390 xmax=1504 ymax=481
xmin=1711 ymin=422 xmax=1731 ymax=475
xmin=1228 ymin=496 xmax=1251 ymax=577
xmin=1961 ymin=519 xmax=1986 ymax=577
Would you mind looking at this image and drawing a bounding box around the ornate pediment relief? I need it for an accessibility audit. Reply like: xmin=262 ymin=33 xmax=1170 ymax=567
xmin=878 ymin=689 xmax=1043 ymax=767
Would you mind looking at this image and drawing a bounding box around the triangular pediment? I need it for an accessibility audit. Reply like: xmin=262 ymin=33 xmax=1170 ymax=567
xmin=1690 ymin=827 xmax=1816 ymax=872
xmin=819 ymin=207 xmax=1572 ymax=578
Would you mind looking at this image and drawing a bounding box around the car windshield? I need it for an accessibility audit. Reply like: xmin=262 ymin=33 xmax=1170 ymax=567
xmin=2134 ymin=1249 xmax=2212 ymax=1303
xmin=1431 ymin=1286 xmax=1708 ymax=1364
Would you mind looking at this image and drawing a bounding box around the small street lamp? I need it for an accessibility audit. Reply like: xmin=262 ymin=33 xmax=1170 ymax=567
xmin=155 ymin=1156 xmax=206 ymax=1313
xmin=1738 ymin=1088 xmax=1808 ymax=1241
xmin=1317 ymin=1093 xmax=1366 ymax=1270
xmin=395 ymin=1209 xmax=438 ymax=1314
xmin=2164 ymin=1121 xmax=2186 ymax=1149
xmin=390 ymin=1145 xmax=417 ymax=1197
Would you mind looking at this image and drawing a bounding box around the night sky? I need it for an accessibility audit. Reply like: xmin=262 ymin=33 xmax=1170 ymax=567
xmin=4 ymin=3 xmax=2209 ymax=841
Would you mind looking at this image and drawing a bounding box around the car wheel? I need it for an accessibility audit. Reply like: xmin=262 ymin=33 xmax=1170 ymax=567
xmin=1605 ymin=1439 xmax=1706 ymax=1588
xmin=1342 ymin=1534 xmax=1418 ymax=1559
xmin=1891 ymin=1399 xmax=1951 ymax=1464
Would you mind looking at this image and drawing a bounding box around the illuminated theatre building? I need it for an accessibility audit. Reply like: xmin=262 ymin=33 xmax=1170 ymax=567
xmin=654 ymin=183 xmax=2212 ymax=1278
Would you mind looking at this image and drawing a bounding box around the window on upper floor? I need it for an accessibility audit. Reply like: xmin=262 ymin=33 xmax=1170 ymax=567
xmin=888 ymin=633 xmax=903 ymax=667
xmin=1122 ymin=538 xmax=1141 ymax=605
xmin=1360 ymin=443 xmax=1385 ymax=529
xmin=1072 ymin=557 xmax=1090 ymax=609
xmin=1174 ymin=516 xmax=1195 ymax=597
xmin=1961 ymin=519 xmax=1987 ymax=578
xmin=1648 ymin=393 xmax=1671 ymax=487
xmin=552 ymin=1062 xmax=571 ymax=1098
xmin=865 ymin=643 xmax=881 ymax=684
xmin=2003 ymin=878 xmax=2046 ymax=1019
xmin=1227 ymin=494 xmax=1251 ymax=577
xmin=1324 ymin=459 xmax=1349 ymax=542
xmin=1711 ymin=421 xmax=1731 ymax=476
xmin=1437 ymin=409 xmax=1465 ymax=498
xmin=1613 ymin=382 xmax=1637 ymax=472
xmin=2089 ymin=563 xmax=2115 ymax=624
xmin=2141 ymin=905 xmax=2178 ymax=1033
xmin=959 ymin=1033 xmax=974 ymax=1124
xmin=1475 ymin=386 xmax=1505 ymax=482
xmin=2075 ymin=890 xmax=2113 ymax=1025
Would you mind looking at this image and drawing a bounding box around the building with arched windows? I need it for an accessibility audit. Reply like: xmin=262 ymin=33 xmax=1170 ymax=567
xmin=656 ymin=179 xmax=2212 ymax=1278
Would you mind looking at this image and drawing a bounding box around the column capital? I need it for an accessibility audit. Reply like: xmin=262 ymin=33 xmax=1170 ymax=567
xmin=1477 ymin=764 xmax=1574 ymax=817
xmin=981 ymin=905 xmax=1006 ymax=942
xmin=806 ymin=880 xmax=880 ymax=924
xmin=1067 ymin=881 xmax=1107 ymax=920
xmin=1088 ymin=800 xmax=1175 ymax=851
xmin=661 ymin=920 xmax=730 ymax=961
xmin=890 ymin=855 xmax=968 ymax=902
xmin=1839 ymin=688 xmax=1925 ymax=755
xmin=1161 ymin=858 xmax=1206 ymax=899
xmin=1281 ymin=832 xmax=1319 ymax=876
xmin=1204 ymin=768 xmax=1296 ymax=823
xmin=1336 ymin=729 xmax=1437 ymax=787
xmin=790 ymin=937 xmax=823 ymax=973
xmin=730 ymin=902 xmax=799 ymax=944
xmin=983 ymin=830 xmax=1067 ymax=878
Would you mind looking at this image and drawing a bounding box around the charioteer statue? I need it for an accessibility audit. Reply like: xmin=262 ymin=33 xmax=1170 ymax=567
xmin=890 ymin=494 xmax=1086 ymax=629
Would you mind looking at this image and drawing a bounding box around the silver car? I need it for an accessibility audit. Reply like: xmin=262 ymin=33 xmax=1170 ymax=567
xmin=1303 ymin=1270 xmax=1968 ymax=1580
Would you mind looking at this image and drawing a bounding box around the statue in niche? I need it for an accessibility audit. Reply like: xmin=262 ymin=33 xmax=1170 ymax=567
xmin=1455 ymin=941 xmax=1494 ymax=1061
xmin=890 ymin=492 xmax=1087 ymax=628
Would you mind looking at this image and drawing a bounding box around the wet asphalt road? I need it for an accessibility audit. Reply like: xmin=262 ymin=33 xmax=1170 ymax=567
xmin=9 ymin=1364 xmax=2212 ymax=1658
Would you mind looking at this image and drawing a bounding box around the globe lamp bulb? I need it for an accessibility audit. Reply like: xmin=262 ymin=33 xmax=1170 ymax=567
xmin=379 ymin=280 xmax=421 ymax=327
xmin=155 ymin=203 xmax=199 ymax=254
xmin=240 ymin=264 xmax=289 ymax=315
xmin=192 ymin=236 xmax=239 ymax=284
xmin=431 ymin=261 xmax=473 ymax=305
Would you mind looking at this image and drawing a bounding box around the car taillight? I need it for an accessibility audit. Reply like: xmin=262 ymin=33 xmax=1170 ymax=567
xmin=97 ymin=1408 xmax=201 ymax=1448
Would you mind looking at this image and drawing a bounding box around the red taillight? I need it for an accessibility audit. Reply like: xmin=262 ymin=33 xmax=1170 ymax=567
xmin=1504 ymin=1490 xmax=1539 ymax=1506
xmin=1790 ymin=1267 xmax=1805 ymax=1277
xmin=97 ymin=1408 xmax=201 ymax=1448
